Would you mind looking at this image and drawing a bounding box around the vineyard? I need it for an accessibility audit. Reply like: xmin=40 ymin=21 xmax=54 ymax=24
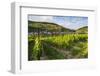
xmin=28 ymin=34 xmax=88 ymax=60
xmin=28 ymin=20 xmax=88 ymax=61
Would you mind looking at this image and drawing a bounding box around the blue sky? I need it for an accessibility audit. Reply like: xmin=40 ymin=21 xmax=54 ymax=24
xmin=28 ymin=15 xmax=88 ymax=30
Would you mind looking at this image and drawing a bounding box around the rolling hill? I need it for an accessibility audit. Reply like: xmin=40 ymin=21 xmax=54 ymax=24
xmin=76 ymin=26 xmax=88 ymax=34
xmin=28 ymin=20 xmax=88 ymax=34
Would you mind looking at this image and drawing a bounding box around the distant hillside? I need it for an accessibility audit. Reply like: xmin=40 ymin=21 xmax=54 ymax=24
xmin=28 ymin=21 xmax=75 ymax=34
xmin=76 ymin=26 xmax=88 ymax=34
xmin=28 ymin=21 xmax=87 ymax=35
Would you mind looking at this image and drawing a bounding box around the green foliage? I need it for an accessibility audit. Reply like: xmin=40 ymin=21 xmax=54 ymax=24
xmin=28 ymin=34 xmax=88 ymax=60
xmin=31 ymin=37 xmax=43 ymax=60
xmin=43 ymin=43 xmax=65 ymax=59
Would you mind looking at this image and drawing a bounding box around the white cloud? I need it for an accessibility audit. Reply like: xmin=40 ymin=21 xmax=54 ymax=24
xmin=28 ymin=15 xmax=53 ymax=22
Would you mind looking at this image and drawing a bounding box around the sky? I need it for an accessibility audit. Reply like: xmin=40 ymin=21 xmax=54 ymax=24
xmin=28 ymin=15 xmax=88 ymax=30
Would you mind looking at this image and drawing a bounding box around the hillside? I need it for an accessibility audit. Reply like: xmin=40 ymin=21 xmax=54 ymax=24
xmin=28 ymin=20 xmax=87 ymax=34
xmin=76 ymin=26 xmax=88 ymax=34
